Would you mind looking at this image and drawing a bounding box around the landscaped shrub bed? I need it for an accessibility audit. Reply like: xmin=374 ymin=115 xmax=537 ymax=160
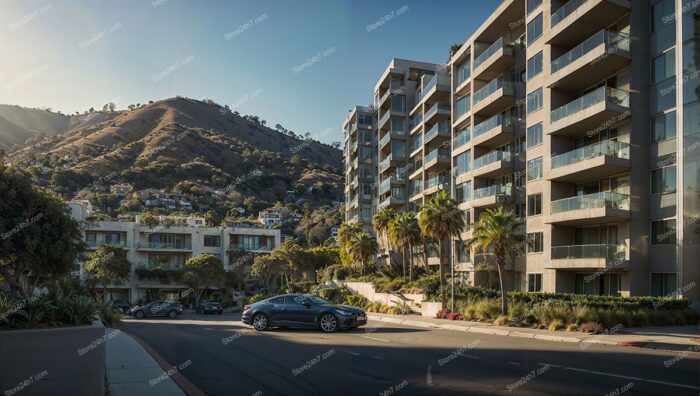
xmin=508 ymin=292 xmax=690 ymax=311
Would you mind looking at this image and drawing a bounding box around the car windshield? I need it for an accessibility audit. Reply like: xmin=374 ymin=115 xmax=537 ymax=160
xmin=302 ymin=295 xmax=329 ymax=305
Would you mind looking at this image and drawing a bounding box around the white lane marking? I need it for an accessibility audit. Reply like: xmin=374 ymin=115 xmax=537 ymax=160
xmin=373 ymin=356 xmax=385 ymax=360
xmin=646 ymin=380 xmax=700 ymax=390
xmin=563 ymin=367 xmax=643 ymax=381
xmin=464 ymin=354 xmax=480 ymax=359
xmin=362 ymin=335 xmax=390 ymax=343
xmin=347 ymin=351 xmax=361 ymax=356
xmin=508 ymin=361 xmax=520 ymax=366
xmin=539 ymin=363 xmax=699 ymax=391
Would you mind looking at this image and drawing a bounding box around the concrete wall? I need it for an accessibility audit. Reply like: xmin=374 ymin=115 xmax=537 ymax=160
xmin=343 ymin=282 xmax=426 ymax=309
xmin=0 ymin=323 xmax=105 ymax=395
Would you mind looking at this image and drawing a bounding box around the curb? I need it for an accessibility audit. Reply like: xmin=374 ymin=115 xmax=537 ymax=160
xmin=367 ymin=314 xmax=698 ymax=353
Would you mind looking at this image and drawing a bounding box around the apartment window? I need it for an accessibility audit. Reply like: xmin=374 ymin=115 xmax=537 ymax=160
xmin=456 ymin=61 xmax=470 ymax=86
xmin=391 ymin=95 xmax=406 ymax=112
xmin=527 ymin=51 xmax=543 ymax=80
xmin=514 ymin=170 xmax=526 ymax=187
xmin=358 ymin=114 xmax=372 ymax=126
xmin=203 ymin=235 xmax=220 ymax=247
xmin=526 ymin=122 xmax=543 ymax=147
xmin=652 ymin=49 xmax=675 ymax=83
xmin=527 ymin=88 xmax=543 ymax=114
xmin=455 ymin=181 xmax=472 ymax=203
xmin=652 ymin=0 xmax=676 ymax=33
xmin=514 ymin=136 xmax=526 ymax=155
xmin=391 ymin=118 xmax=405 ymax=133
xmin=651 ymin=273 xmax=677 ymax=296
xmin=651 ymin=165 xmax=677 ymax=194
xmin=527 ymin=157 xmax=543 ymax=181
xmin=652 ymin=111 xmax=676 ymax=142
xmin=515 ymin=203 xmax=526 ymax=219
xmin=527 ymin=194 xmax=542 ymax=216
xmin=455 ymin=94 xmax=470 ymax=118
xmin=455 ymin=151 xmax=471 ymax=176
xmin=527 ymin=13 xmax=543 ymax=45
xmin=527 ymin=0 xmax=542 ymax=15
xmin=528 ymin=232 xmax=543 ymax=253
xmin=527 ymin=273 xmax=542 ymax=292
xmin=651 ymin=219 xmax=676 ymax=245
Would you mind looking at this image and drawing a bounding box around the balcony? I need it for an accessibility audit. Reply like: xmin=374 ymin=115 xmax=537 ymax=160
xmin=424 ymin=175 xmax=450 ymax=195
xmin=86 ymin=240 xmax=130 ymax=249
xmin=424 ymin=147 xmax=451 ymax=171
xmin=379 ymin=129 xmax=405 ymax=149
xmin=137 ymin=241 xmax=192 ymax=251
xmin=378 ymin=111 xmax=391 ymax=130
xmin=471 ymin=114 xmax=515 ymax=148
xmin=472 ymin=150 xmax=512 ymax=178
xmin=472 ymin=78 xmax=517 ymax=116
xmin=424 ymin=101 xmax=451 ymax=123
xmin=472 ymin=37 xmax=515 ymax=81
xmin=547 ymin=0 xmax=631 ymax=46
xmin=349 ymin=123 xmax=358 ymax=136
xmin=409 ymin=113 xmax=423 ymax=133
xmin=549 ymin=86 xmax=630 ymax=137
xmin=549 ymin=140 xmax=630 ymax=182
xmin=546 ymin=244 xmax=629 ymax=270
xmin=418 ymin=74 xmax=450 ymax=106
xmin=424 ymin=121 xmax=451 ymax=145
xmin=453 ymin=127 xmax=471 ymax=153
xmin=378 ymin=192 xmax=406 ymax=209
xmin=409 ymin=157 xmax=423 ymax=178
xmin=379 ymin=173 xmax=406 ymax=194
xmin=138 ymin=262 xmax=184 ymax=271
xmin=546 ymin=192 xmax=630 ymax=226
xmin=472 ymin=185 xmax=513 ymax=208
xmin=549 ymin=30 xmax=630 ymax=91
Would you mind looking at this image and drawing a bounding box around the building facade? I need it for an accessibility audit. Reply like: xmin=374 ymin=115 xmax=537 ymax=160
xmin=343 ymin=0 xmax=700 ymax=302
xmin=69 ymin=203 xmax=281 ymax=303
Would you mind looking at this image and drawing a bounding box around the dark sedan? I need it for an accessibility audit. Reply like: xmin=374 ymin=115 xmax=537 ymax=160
xmin=129 ymin=301 xmax=183 ymax=319
xmin=110 ymin=299 xmax=132 ymax=314
xmin=242 ymin=294 xmax=366 ymax=333
xmin=196 ymin=300 xmax=223 ymax=315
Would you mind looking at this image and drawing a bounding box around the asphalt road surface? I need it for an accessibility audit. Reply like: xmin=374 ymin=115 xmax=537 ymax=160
xmin=120 ymin=312 xmax=700 ymax=396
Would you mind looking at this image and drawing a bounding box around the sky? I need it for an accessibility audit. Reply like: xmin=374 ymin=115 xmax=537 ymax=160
xmin=0 ymin=0 xmax=499 ymax=144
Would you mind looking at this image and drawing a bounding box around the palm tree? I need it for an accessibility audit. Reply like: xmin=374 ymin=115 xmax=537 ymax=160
xmin=466 ymin=207 xmax=525 ymax=316
xmin=347 ymin=231 xmax=378 ymax=276
xmin=418 ymin=190 xmax=465 ymax=311
xmin=337 ymin=222 xmax=361 ymax=250
xmin=388 ymin=212 xmax=421 ymax=280
xmin=372 ymin=208 xmax=396 ymax=249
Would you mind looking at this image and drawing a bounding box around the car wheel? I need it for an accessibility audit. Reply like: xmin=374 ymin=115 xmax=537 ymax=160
xmin=135 ymin=310 xmax=145 ymax=319
xmin=319 ymin=313 xmax=338 ymax=333
xmin=167 ymin=310 xmax=178 ymax=319
xmin=252 ymin=313 xmax=269 ymax=331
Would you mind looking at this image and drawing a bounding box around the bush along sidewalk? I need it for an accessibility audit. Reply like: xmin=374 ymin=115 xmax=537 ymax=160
xmin=432 ymin=288 xmax=698 ymax=334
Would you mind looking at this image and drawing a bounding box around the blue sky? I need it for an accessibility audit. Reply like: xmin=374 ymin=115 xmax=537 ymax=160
xmin=0 ymin=0 xmax=498 ymax=144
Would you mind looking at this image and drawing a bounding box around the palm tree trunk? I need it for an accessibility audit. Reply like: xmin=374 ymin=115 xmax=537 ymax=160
xmin=497 ymin=261 xmax=508 ymax=315
xmin=408 ymin=242 xmax=413 ymax=281
xmin=402 ymin=248 xmax=407 ymax=279
xmin=438 ymin=240 xmax=446 ymax=311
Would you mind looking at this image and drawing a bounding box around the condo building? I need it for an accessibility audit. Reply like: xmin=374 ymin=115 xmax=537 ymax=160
xmin=68 ymin=202 xmax=281 ymax=302
xmin=343 ymin=0 xmax=700 ymax=303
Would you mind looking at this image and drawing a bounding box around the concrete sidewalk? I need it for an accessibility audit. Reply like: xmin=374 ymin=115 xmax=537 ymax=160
xmin=106 ymin=328 xmax=186 ymax=396
xmin=367 ymin=313 xmax=700 ymax=352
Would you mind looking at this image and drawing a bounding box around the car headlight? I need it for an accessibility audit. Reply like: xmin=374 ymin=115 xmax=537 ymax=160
xmin=335 ymin=309 xmax=352 ymax=316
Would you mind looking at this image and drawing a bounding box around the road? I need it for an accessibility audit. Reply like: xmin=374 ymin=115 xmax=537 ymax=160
xmin=120 ymin=312 xmax=700 ymax=396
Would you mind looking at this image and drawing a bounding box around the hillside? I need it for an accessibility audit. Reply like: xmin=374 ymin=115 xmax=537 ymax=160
xmin=2 ymin=97 xmax=344 ymax=221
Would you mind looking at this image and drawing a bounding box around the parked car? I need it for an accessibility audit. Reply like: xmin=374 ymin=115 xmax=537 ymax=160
xmin=196 ymin=300 xmax=223 ymax=315
xmin=242 ymin=294 xmax=366 ymax=333
xmin=111 ymin=299 xmax=132 ymax=313
xmin=129 ymin=301 xmax=183 ymax=319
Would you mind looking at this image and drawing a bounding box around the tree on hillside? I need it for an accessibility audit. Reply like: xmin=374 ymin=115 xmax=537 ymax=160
xmin=388 ymin=211 xmax=421 ymax=280
xmin=0 ymin=166 xmax=85 ymax=297
xmin=182 ymin=254 xmax=225 ymax=305
xmin=251 ymin=254 xmax=286 ymax=293
xmin=83 ymin=244 xmax=131 ymax=301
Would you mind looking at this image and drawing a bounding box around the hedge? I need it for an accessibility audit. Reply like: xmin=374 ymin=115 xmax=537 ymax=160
xmin=508 ymin=292 xmax=690 ymax=311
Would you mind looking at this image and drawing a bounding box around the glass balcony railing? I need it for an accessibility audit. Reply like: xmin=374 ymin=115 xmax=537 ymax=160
xmin=411 ymin=136 xmax=423 ymax=152
xmin=379 ymin=111 xmax=390 ymax=127
xmin=138 ymin=241 xmax=192 ymax=250
xmin=379 ymin=157 xmax=391 ymax=172
xmin=453 ymin=127 xmax=471 ymax=149
xmin=551 ymin=140 xmax=630 ymax=169
xmin=473 ymin=37 xmax=506 ymax=69
xmin=425 ymin=175 xmax=450 ymax=190
xmin=474 ymin=184 xmax=512 ymax=200
xmin=409 ymin=157 xmax=423 ymax=174
xmin=424 ymin=121 xmax=451 ymax=142
xmin=455 ymin=96 xmax=471 ymax=119
xmin=379 ymin=133 xmax=391 ymax=147
xmin=474 ymin=150 xmax=511 ymax=169
xmin=551 ymin=30 xmax=630 ymax=74
xmin=425 ymin=102 xmax=450 ymax=120
xmin=551 ymin=244 xmax=627 ymax=260
xmin=456 ymin=62 xmax=471 ymax=86
xmin=87 ymin=240 xmax=129 ymax=248
xmin=551 ymin=86 xmax=629 ymax=123
xmin=350 ymin=141 xmax=358 ymax=152
xmin=380 ymin=177 xmax=391 ymax=193
xmin=139 ymin=262 xmax=183 ymax=270
xmin=551 ymin=0 xmax=586 ymax=28
xmin=425 ymin=147 xmax=450 ymax=163
xmin=410 ymin=113 xmax=423 ymax=129
xmin=473 ymin=114 xmax=514 ymax=139
xmin=550 ymin=192 xmax=630 ymax=214
xmin=410 ymin=181 xmax=423 ymax=196
xmin=473 ymin=78 xmax=516 ymax=105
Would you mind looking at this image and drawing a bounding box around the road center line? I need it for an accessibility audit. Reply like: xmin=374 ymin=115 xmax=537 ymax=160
xmin=372 ymin=356 xmax=385 ymax=360
xmin=539 ymin=363 xmax=699 ymax=390
xmin=563 ymin=367 xmax=643 ymax=381
xmin=361 ymin=336 xmax=390 ymax=343
xmin=508 ymin=361 xmax=520 ymax=366
xmin=463 ymin=354 xmax=480 ymax=359
xmin=346 ymin=351 xmax=361 ymax=356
